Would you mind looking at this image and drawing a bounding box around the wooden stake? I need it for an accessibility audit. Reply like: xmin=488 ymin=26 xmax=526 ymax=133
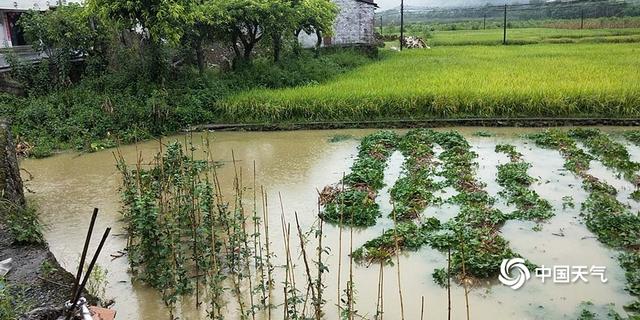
xmin=392 ymin=206 xmax=405 ymax=320
xmin=447 ymin=247 xmax=451 ymax=320
xmin=460 ymin=234 xmax=470 ymax=320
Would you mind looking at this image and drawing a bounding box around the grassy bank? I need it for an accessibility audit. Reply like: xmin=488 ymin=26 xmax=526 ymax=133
xmin=0 ymin=51 xmax=373 ymax=157
xmin=222 ymin=43 xmax=640 ymax=122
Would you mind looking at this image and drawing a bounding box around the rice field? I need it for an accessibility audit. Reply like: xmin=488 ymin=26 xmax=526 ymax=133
xmin=219 ymin=43 xmax=640 ymax=123
xmin=427 ymin=27 xmax=640 ymax=46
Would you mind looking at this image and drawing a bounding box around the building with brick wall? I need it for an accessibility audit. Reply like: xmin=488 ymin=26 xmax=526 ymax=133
xmin=0 ymin=0 xmax=81 ymax=48
xmin=299 ymin=0 xmax=378 ymax=48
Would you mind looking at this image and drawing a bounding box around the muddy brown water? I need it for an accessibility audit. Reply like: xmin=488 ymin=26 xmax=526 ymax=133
xmin=19 ymin=128 xmax=638 ymax=320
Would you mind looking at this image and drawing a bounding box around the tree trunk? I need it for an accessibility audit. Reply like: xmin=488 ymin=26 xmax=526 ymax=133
xmin=0 ymin=119 xmax=25 ymax=211
xmin=293 ymin=30 xmax=302 ymax=56
xmin=243 ymin=42 xmax=254 ymax=61
xmin=195 ymin=39 xmax=205 ymax=74
xmin=315 ymin=29 xmax=323 ymax=57
xmin=272 ymin=34 xmax=282 ymax=63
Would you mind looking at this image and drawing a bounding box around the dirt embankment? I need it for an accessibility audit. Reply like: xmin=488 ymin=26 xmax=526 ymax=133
xmin=0 ymin=222 xmax=80 ymax=319
xmin=0 ymin=119 xmax=95 ymax=319
xmin=191 ymin=117 xmax=640 ymax=132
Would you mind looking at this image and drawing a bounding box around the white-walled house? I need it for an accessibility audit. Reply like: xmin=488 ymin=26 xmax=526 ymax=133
xmin=0 ymin=0 xmax=81 ymax=48
xmin=299 ymin=0 xmax=377 ymax=48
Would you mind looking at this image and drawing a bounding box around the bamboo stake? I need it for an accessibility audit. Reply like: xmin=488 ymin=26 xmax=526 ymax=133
xmin=376 ymin=259 xmax=384 ymax=320
xmin=337 ymin=173 xmax=345 ymax=316
xmin=261 ymin=187 xmax=272 ymax=320
xmin=282 ymin=217 xmax=290 ymax=320
xmin=459 ymin=234 xmax=470 ymax=320
xmin=234 ymin=153 xmax=256 ymax=320
xmin=189 ymin=139 xmax=200 ymax=308
xmin=392 ymin=206 xmax=405 ymax=320
xmin=254 ymin=161 xmax=267 ymax=308
xmin=447 ymin=247 xmax=451 ymax=320
xmin=315 ymin=198 xmax=324 ymax=320
xmin=380 ymin=258 xmax=384 ymax=320
xmin=295 ymin=212 xmax=317 ymax=312
xmin=349 ymin=198 xmax=355 ymax=320
xmin=280 ymin=194 xmax=298 ymax=318
xmin=205 ymin=133 xmax=223 ymax=318
xmin=375 ymin=258 xmax=384 ymax=320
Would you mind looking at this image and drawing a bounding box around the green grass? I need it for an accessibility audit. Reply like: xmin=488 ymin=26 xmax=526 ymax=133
xmin=221 ymin=43 xmax=640 ymax=121
xmin=0 ymin=50 xmax=374 ymax=156
xmin=427 ymin=27 xmax=640 ymax=46
xmin=381 ymin=17 xmax=640 ymax=35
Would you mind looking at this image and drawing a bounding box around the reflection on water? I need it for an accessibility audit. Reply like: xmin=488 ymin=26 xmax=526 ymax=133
xmin=20 ymin=128 xmax=637 ymax=320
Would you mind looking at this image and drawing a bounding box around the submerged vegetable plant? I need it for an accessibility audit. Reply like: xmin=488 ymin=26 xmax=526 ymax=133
xmin=320 ymin=131 xmax=399 ymax=227
xmin=116 ymin=140 xmax=331 ymax=319
xmin=354 ymin=129 xmax=444 ymax=263
xmin=390 ymin=129 xmax=444 ymax=221
xmin=495 ymin=144 xmax=554 ymax=221
xmin=530 ymin=129 xmax=640 ymax=305
xmin=568 ymin=129 xmax=640 ymax=200
xmin=623 ymin=130 xmax=640 ymax=146
xmin=425 ymin=131 xmax=527 ymax=280
xmin=116 ymin=142 xmax=215 ymax=313
xmin=352 ymin=218 xmax=441 ymax=264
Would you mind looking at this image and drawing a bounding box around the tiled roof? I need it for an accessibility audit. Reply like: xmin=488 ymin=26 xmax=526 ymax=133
xmin=354 ymin=0 xmax=378 ymax=7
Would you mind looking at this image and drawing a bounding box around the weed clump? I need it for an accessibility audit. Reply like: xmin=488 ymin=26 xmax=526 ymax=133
xmin=328 ymin=134 xmax=354 ymax=143
xmin=321 ymin=131 xmax=399 ymax=227
xmin=0 ymin=201 xmax=44 ymax=244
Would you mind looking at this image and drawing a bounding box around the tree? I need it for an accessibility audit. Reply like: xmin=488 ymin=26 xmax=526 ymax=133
xmin=18 ymin=4 xmax=108 ymax=88
xmin=181 ymin=0 xmax=226 ymax=73
xmin=88 ymin=0 xmax=187 ymax=80
xmin=294 ymin=0 xmax=338 ymax=51
xmin=214 ymin=0 xmax=270 ymax=63
xmin=216 ymin=0 xmax=337 ymax=64
xmin=262 ymin=0 xmax=296 ymax=62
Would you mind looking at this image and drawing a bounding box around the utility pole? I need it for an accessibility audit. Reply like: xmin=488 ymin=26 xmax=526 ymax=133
xmin=503 ymin=4 xmax=507 ymax=45
xmin=400 ymin=0 xmax=404 ymax=51
xmin=483 ymin=13 xmax=487 ymax=30
xmin=581 ymin=9 xmax=584 ymax=29
xmin=380 ymin=16 xmax=383 ymax=34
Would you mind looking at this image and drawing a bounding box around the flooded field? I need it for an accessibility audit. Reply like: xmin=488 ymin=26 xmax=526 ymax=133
xmin=19 ymin=128 xmax=639 ymax=320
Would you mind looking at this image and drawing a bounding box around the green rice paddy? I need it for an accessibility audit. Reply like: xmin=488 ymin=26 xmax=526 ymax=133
xmin=220 ymin=43 xmax=640 ymax=123
xmin=428 ymin=27 xmax=640 ymax=46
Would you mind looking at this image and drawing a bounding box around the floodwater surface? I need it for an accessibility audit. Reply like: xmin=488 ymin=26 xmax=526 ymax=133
xmin=20 ymin=128 xmax=638 ymax=320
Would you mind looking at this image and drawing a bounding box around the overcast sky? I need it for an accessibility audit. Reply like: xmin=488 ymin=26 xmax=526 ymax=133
xmin=375 ymin=0 xmax=525 ymax=11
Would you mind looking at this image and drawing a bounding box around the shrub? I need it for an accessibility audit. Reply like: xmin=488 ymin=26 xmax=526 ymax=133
xmin=0 ymin=201 xmax=44 ymax=244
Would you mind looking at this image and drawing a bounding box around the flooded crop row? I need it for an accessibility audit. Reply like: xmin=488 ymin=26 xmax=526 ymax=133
xmin=20 ymin=128 xmax=639 ymax=320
